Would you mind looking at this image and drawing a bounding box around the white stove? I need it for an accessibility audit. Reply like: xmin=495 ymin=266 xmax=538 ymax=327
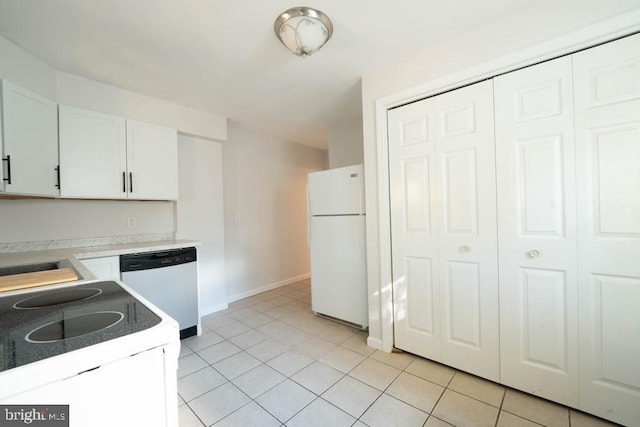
xmin=0 ymin=280 xmax=180 ymax=427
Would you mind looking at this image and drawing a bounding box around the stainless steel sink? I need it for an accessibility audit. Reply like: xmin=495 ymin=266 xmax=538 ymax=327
xmin=0 ymin=262 xmax=60 ymax=276
xmin=0 ymin=259 xmax=77 ymax=277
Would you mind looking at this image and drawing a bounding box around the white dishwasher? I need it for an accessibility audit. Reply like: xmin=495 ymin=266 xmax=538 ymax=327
xmin=120 ymin=247 xmax=199 ymax=339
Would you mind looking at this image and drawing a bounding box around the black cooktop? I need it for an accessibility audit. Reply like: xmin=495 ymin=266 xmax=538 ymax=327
xmin=0 ymin=281 xmax=161 ymax=372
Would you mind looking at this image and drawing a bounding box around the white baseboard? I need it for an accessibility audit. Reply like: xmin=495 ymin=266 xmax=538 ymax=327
xmin=199 ymin=302 xmax=229 ymax=317
xmin=367 ymin=336 xmax=383 ymax=351
xmin=226 ymin=273 xmax=311 ymax=304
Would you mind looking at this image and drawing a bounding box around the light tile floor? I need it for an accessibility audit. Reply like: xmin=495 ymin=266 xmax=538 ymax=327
xmin=178 ymin=279 xmax=618 ymax=427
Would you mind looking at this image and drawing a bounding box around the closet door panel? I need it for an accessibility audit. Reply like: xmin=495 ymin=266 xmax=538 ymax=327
xmin=404 ymin=256 xmax=436 ymax=336
xmin=517 ymin=135 xmax=566 ymax=237
xmin=441 ymin=149 xmax=478 ymax=235
xmin=574 ymin=33 xmax=640 ymax=427
xmin=436 ymin=80 xmax=499 ymax=381
xmin=494 ymin=56 xmax=579 ymax=405
xmin=389 ymin=80 xmax=498 ymax=376
xmin=518 ymin=267 xmax=569 ymax=372
xmin=444 ymin=260 xmax=481 ymax=348
xmin=388 ymin=99 xmax=441 ymax=360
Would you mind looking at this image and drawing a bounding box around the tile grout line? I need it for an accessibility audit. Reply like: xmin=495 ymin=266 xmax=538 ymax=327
xmin=187 ymin=326 xmax=363 ymax=422
xmin=183 ymin=400 xmax=207 ymax=427
xmin=493 ymin=386 xmax=507 ymax=427
xmin=185 ymin=281 xmax=585 ymax=427
xmin=184 ymin=336 xmax=412 ymax=425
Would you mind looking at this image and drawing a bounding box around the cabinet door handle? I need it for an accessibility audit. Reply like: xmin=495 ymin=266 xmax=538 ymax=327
xmin=129 ymin=172 xmax=133 ymax=193
xmin=122 ymin=172 xmax=126 ymax=193
xmin=2 ymin=155 xmax=12 ymax=184
xmin=54 ymin=165 xmax=61 ymax=189
xmin=460 ymin=245 xmax=471 ymax=253
xmin=528 ymin=249 xmax=541 ymax=258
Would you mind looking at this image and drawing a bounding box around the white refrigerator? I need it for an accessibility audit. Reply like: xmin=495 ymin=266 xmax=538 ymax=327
xmin=308 ymin=164 xmax=368 ymax=328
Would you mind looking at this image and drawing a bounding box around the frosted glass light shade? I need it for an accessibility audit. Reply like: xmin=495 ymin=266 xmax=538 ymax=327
xmin=274 ymin=7 xmax=333 ymax=57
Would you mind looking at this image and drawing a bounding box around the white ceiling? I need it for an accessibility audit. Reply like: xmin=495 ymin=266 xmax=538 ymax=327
xmin=0 ymin=1 xmax=638 ymax=149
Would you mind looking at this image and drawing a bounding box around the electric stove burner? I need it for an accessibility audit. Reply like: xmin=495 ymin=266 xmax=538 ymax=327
xmin=14 ymin=288 xmax=102 ymax=309
xmin=26 ymin=311 xmax=124 ymax=343
xmin=0 ymin=280 xmax=162 ymax=372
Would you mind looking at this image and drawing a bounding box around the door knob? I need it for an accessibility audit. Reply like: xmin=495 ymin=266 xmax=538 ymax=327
xmin=460 ymin=245 xmax=470 ymax=253
xmin=528 ymin=249 xmax=540 ymax=258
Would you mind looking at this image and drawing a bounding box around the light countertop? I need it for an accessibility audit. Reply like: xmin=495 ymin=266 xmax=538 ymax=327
xmin=0 ymin=239 xmax=201 ymax=289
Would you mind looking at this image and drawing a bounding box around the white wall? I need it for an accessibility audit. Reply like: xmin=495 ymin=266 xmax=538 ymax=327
xmin=175 ymin=134 xmax=226 ymax=315
xmin=0 ymin=35 xmax=57 ymax=99
xmin=327 ymin=118 xmax=364 ymax=169
xmin=223 ymin=125 xmax=327 ymax=301
xmin=0 ymin=35 xmax=227 ymax=141
xmin=0 ymin=34 xmax=227 ymax=248
xmin=56 ymin=72 xmax=227 ymax=141
xmin=360 ymin=7 xmax=640 ymax=350
xmin=0 ymin=199 xmax=174 ymax=243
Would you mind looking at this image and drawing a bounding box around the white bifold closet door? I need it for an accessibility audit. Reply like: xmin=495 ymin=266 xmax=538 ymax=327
xmin=573 ymin=33 xmax=640 ymax=427
xmin=494 ymin=56 xmax=579 ymax=406
xmin=388 ymin=80 xmax=499 ymax=381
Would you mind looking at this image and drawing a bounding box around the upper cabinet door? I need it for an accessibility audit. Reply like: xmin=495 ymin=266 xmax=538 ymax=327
xmin=126 ymin=120 xmax=178 ymax=201
xmin=494 ymin=56 xmax=579 ymax=406
xmin=573 ymin=33 xmax=640 ymax=427
xmin=1 ymin=81 xmax=59 ymax=196
xmin=59 ymin=106 xmax=127 ymax=199
xmin=59 ymin=108 xmax=178 ymax=201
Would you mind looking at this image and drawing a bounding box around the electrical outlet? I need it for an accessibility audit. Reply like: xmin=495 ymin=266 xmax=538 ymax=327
xmin=127 ymin=217 xmax=136 ymax=228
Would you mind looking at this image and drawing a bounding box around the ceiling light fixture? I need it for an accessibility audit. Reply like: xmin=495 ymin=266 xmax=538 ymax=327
xmin=274 ymin=7 xmax=333 ymax=57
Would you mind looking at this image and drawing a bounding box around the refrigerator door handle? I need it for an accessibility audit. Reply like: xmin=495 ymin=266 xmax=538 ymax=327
xmin=307 ymin=182 xmax=311 ymax=248
xmin=357 ymin=169 xmax=365 ymax=215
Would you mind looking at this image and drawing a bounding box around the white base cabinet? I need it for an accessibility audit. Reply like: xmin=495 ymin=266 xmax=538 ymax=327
xmin=80 ymin=256 xmax=121 ymax=281
xmin=1 ymin=81 xmax=59 ymax=197
xmin=2 ymin=346 xmax=175 ymax=427
xmin=388 ymin=32 xmax=640 ymax=425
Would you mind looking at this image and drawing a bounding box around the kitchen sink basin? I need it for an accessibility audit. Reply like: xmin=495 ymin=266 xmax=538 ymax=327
xmin=0 ymin=262 xmax=61 ymax=277
xmin=0 ymin=260 xmax=81 ymax=292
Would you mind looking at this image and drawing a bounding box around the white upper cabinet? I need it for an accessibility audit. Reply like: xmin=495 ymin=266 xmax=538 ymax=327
xmin=59 ymin=106 xmax=127 ymax=199
xmin=59 ymin=106 xmax=178 ymax=200
xmin=1 ymin=81 xmax=59 ymax=196
xmin=126 ymin=120 xmax=178 ymax=201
